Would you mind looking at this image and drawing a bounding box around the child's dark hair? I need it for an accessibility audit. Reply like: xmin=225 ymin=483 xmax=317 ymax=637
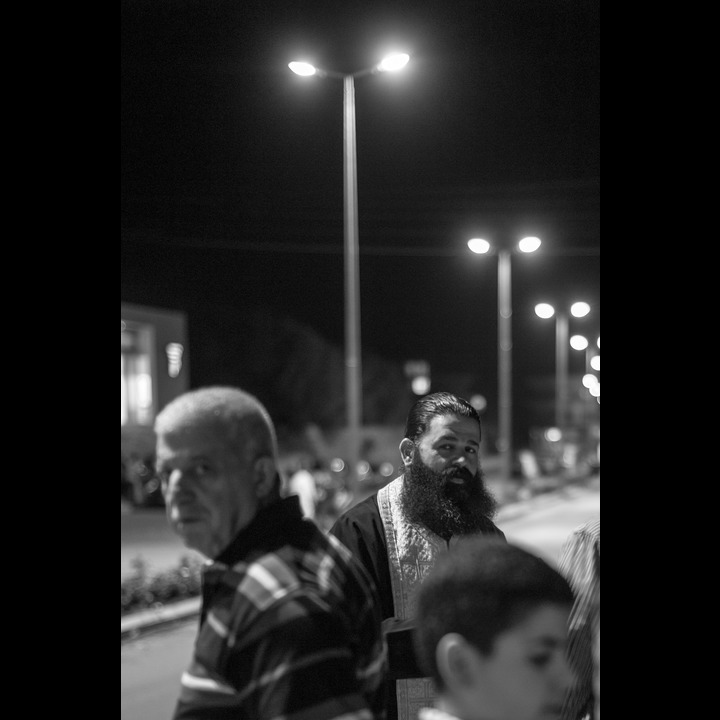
xmin=412 ymin=537 xmax=574 ymax=690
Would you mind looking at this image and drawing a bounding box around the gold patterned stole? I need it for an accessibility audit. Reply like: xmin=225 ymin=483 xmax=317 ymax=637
xmin=378 ymin=477 xmax=450 ymax=720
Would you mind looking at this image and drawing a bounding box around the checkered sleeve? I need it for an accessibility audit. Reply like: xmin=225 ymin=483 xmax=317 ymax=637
xmin=173 ymin=545 xmax=385 ymax=720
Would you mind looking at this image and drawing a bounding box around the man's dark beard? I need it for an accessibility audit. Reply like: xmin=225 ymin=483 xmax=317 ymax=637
xmin=400 ymin=454 xmax=499 ymax=540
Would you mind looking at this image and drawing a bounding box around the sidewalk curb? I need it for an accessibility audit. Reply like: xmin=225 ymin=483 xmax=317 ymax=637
xmin=121 ymin=596 xmax=200 ymax=640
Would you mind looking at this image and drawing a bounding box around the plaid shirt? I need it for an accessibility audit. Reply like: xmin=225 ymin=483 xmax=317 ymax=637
xmin=173 ymin=495 xmax=387 ymax=720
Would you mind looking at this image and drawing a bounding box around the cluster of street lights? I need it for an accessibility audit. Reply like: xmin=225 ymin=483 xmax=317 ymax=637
xmin=467 ymin=240 xmax=598 ymax=484
xmin=535 ymin=300 xmax=599 ymax=443
xmin=289 ymin=52 xmax=597 ymax=490
xmin=570 ymin=333 xmax=600 ymax=401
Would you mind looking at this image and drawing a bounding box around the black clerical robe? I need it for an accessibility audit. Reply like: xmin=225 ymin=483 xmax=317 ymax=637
xmin=329 ymin=487 xmax=506 ymax=620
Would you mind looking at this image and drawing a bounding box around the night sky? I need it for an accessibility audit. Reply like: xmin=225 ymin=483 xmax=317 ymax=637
xmin=121 ymin=0 xmax=600 ymax=429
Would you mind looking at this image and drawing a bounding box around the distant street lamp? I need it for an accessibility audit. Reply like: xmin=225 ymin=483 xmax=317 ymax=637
xmin=586 ymin=336 xmax=600 ymax=402
xmin=289 ymin=53 xmax=410 ymax=491
xmin=572 ymin=333 xmax=600 ymax=403
xmin=534 ymin=301 xmax=591 ymax=435
xmin=468 ymin=235 xmax=542 ymax=486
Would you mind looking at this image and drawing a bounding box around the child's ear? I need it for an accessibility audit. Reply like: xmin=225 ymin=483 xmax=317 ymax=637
xmin=253 ymin=456 xmax=278 ymax=498
xmin=436 ymin=633 xmax=478 ymax=688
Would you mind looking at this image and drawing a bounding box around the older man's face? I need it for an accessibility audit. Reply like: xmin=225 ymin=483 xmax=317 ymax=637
xmin=156 ymin=422 xmax=260 ymax=559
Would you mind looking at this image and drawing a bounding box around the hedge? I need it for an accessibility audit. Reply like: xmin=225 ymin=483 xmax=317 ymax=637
xmin=121 ymin=554 xmax=203 ymax=616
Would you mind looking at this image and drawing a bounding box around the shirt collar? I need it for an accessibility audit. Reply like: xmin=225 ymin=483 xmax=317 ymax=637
xmin=214 ymin=495 xmax=304 ymax=566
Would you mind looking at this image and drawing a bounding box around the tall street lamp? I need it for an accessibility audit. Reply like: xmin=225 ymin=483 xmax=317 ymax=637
xmin=467 ymin=235 xmax=542 ymax=488
xmin=289 ymin=53 xmax=410 ymax=491
xmin=534 ymin=300 xmax=591 ymax=437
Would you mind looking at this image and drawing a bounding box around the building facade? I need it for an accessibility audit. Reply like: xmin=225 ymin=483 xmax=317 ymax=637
xmin=121 ymin=302 xmax=189 ymax=505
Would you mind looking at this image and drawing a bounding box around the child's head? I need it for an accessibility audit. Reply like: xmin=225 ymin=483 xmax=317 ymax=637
xmin=413 ymin=537 xmax=576 ymax=720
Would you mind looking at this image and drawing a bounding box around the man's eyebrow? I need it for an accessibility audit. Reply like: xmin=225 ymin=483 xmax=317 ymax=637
xmin=434 ymin=432 xmax=457 ymax=442
xmin=435 ymin=433 xmax=480 ymax=447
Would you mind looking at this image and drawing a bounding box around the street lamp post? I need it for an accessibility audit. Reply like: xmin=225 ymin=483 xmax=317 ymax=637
xmin=342 ymin=71 xmax=362 ymax=497
xmin=556 ymin=311 xmax=569 ymax=431
xmin=497 ymin=249 xmax=512 ymax=484
xmin=289 ymin=54 xmax=409 ymax=492
xmin=468 ymin=235 xmax=541 ymax=488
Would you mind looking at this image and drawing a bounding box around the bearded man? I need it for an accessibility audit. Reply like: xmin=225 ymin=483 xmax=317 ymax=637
xmin=329 ymin=391 xmax=506 ymax=720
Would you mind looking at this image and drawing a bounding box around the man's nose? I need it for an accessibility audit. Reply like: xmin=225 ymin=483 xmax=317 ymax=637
xmin=453 ymin=451 xmax=475 ymax=466
xmin=165 ymin=468 xmax=187 ymax=492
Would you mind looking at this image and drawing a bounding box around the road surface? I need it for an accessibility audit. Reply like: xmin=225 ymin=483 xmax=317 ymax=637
xmin=500 ymin=483 xmax=599 ymax=565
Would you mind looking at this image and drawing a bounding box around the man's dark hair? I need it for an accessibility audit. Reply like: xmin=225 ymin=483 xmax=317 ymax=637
xmin=412 ymin=537 xmax=575 ymax=690
xmin=404 ymin=392 xmax=481 ymax=442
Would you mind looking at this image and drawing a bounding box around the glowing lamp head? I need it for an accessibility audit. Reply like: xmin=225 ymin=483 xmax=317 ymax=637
xmin=467 ymin=238 xmax=490 ymax=254
xmin=377 ymin=53 xmax=410 ymax=72
xmin=288 ymin=62 xmax=317 ymax=76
